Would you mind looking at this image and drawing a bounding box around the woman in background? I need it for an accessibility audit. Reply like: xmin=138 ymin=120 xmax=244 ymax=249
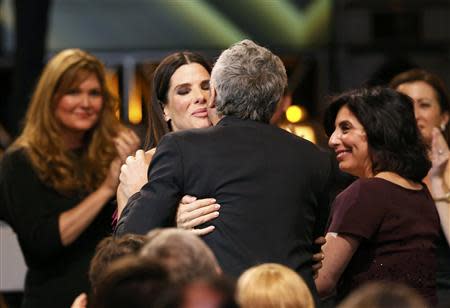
xmin=390 ymin=69 xmax=450 ymax=306
xmin=0 ymin=49 xmax=139 ymax=307
xmin=316 ymin=87 xmax=439 ymax=305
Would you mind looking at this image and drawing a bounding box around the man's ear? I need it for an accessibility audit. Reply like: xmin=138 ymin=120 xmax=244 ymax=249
xmin=208 ymin=85 xmax=217 ymax=109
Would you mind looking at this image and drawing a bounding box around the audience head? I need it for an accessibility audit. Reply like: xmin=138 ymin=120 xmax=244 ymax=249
xmin=155 ymin=276 xmax=238 ymax=308
xmin=337 ymin=282 xmax=428 ymax=308
xmin=390 ymin=68 xmax=450 ymax=145
xmin=14 ymin=48 xmax=121 ymax=195
xmin=236 ymin=263 xmax=314 ymax=308
xmin=89 ymin=234 xmax=147 ymax=292
xmin=141 ymin=228 xmax=221 ymax=285
xmin=210 ymin=39 xmax=287 ymax=123
xmin=146 ymin=52 xmax=212 ymax=148
xmin=92 ymin=256 xmax=169 ymax=308
xmin=324 ymin=87 xmax=430 ymax=181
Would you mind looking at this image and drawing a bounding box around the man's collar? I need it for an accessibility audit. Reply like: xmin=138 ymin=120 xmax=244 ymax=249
xmin=215 ymin=116 xmax=261 ymax=127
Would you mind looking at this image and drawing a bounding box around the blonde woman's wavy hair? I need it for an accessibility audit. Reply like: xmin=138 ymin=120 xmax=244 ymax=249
xmin=13 ymin=48 xmax=121 ymax=195
xmin=237 ymin=263 xmax=314 ymax=308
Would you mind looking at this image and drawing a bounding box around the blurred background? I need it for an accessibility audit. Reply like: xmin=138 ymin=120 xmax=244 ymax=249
xmin=1 ymin=0 xmax=449 ymax=146
xmin=0 ymin=0 xmax=450 ymax=305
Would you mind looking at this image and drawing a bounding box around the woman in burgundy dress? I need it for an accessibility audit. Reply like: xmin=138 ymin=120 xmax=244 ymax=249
xmin=315 ymin=87 xmax=440 ymax=306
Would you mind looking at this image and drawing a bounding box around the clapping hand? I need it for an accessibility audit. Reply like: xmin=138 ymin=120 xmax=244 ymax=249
xmin=430 ymin=127 xmax=449 ymax=178
xmin=116 ymin=149 xmax=156 ymax=218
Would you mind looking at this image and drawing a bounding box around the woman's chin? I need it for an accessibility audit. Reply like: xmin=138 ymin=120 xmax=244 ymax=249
xmin=192 ymin=118 xmax=212 ymax=129
xmin=338 ymin=164 xmax=359 ymax=177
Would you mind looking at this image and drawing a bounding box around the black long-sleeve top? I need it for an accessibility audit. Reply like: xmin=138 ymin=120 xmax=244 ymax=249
xmin=0 ymin=148 xmax=114 ymax=308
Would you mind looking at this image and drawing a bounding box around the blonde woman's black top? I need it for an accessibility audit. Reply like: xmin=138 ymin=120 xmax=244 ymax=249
xmin=0 ymin=148 xmax=114 ymax=308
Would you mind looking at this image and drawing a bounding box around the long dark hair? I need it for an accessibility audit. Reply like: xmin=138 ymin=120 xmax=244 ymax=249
xmin=13 ymin=49 xmax=121 ymax=195
xmin=145 ymin=52 xmax=211 ymax=149
xmin=324 ymin=87 xmax=430 ymax=182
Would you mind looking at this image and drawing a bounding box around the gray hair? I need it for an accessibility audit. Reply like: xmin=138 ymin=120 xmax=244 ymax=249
xmin=211 ymin=39 xmax=287 ymax=123
xmin=141 ymin=228 xmax=220 ymax=285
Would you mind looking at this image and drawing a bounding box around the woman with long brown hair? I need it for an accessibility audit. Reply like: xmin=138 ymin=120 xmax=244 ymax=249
xmin=0 ymin=49 xmax=139 ymax=307
xmin=116 ymin=51 xmax=221 ymax=235
xmin=391 ymin=69 xmax=450 ymax=306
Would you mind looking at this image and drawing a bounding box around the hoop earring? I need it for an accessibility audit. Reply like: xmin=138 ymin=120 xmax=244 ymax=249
xmin=441 ymin=123 xmax=447 ymax=132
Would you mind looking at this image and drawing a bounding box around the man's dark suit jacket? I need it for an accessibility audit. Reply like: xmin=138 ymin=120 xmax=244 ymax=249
xmin=116 ymin=116 xmax=332 ymax=295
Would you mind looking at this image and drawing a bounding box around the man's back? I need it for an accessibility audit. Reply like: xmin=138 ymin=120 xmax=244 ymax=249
xmin=117 ymin=116 xmax=331 ymax=293
xmin=177 ymin=117 xmax=331 ymax=284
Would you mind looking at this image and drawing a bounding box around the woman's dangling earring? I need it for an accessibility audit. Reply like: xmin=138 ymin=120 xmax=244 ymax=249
xmin=441 ymin=122 xmax=447 ymax=132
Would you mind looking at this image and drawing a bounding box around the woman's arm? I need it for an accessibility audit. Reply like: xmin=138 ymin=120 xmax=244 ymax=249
xmin=117 ymin=146 xmax=220 ymax=235
xmin=59 ymin=159 xmax=120 ymax=246
xmin=429 ymin=127 xmax=450 ymax=244
xmin=117 ymin=148 xmax=155 ymax=218
xmin=60 ymin=129 xmax=140 ymax=246
xmin=315 ymin=232 xmax=360 ymax=298
xmin=117 ymin=149 xmax=220 ymax=235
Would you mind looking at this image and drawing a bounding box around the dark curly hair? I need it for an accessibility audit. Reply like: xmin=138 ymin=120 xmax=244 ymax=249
xmin=324 ymin=87 xmax=430 ymax=182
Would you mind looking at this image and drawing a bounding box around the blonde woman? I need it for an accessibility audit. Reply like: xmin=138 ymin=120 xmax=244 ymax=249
xmin=0 ymin=49 xmax=139 ymax=308
xmin=237 ymin=263 xmax=314 ymax=308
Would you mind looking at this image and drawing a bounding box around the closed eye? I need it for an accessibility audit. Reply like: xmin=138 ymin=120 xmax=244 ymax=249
xmin=176 ymin=86 xmax=191 ymax=95
xmin=201 ymin=80 xmax=210 ymax=90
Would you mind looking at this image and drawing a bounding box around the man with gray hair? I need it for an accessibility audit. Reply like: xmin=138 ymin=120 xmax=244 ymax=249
xmin=141 ymin=228 xmax=221 ymax=285
xmin=116 ymin=40 xmax=332 ymax=298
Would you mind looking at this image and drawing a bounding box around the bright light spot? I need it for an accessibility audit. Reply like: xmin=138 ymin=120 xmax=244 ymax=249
xmin=105 ymin=70 xmax=120 ymax=119
xmin=128 ymin=79 xmax=142 ymax=124
xmin=286 ymin=105 xmax=303 ymax=123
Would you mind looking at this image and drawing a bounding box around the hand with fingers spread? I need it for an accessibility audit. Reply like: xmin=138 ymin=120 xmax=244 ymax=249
xmin=176 ymin=195 xmax=220 ymax=236
xmin=114 ymin=128 xmax=141 ymax=162
xmin=430 ymin=127 xmax=450 ymax=178
xmin=312 ymin=236 xmax=326 ymax=279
